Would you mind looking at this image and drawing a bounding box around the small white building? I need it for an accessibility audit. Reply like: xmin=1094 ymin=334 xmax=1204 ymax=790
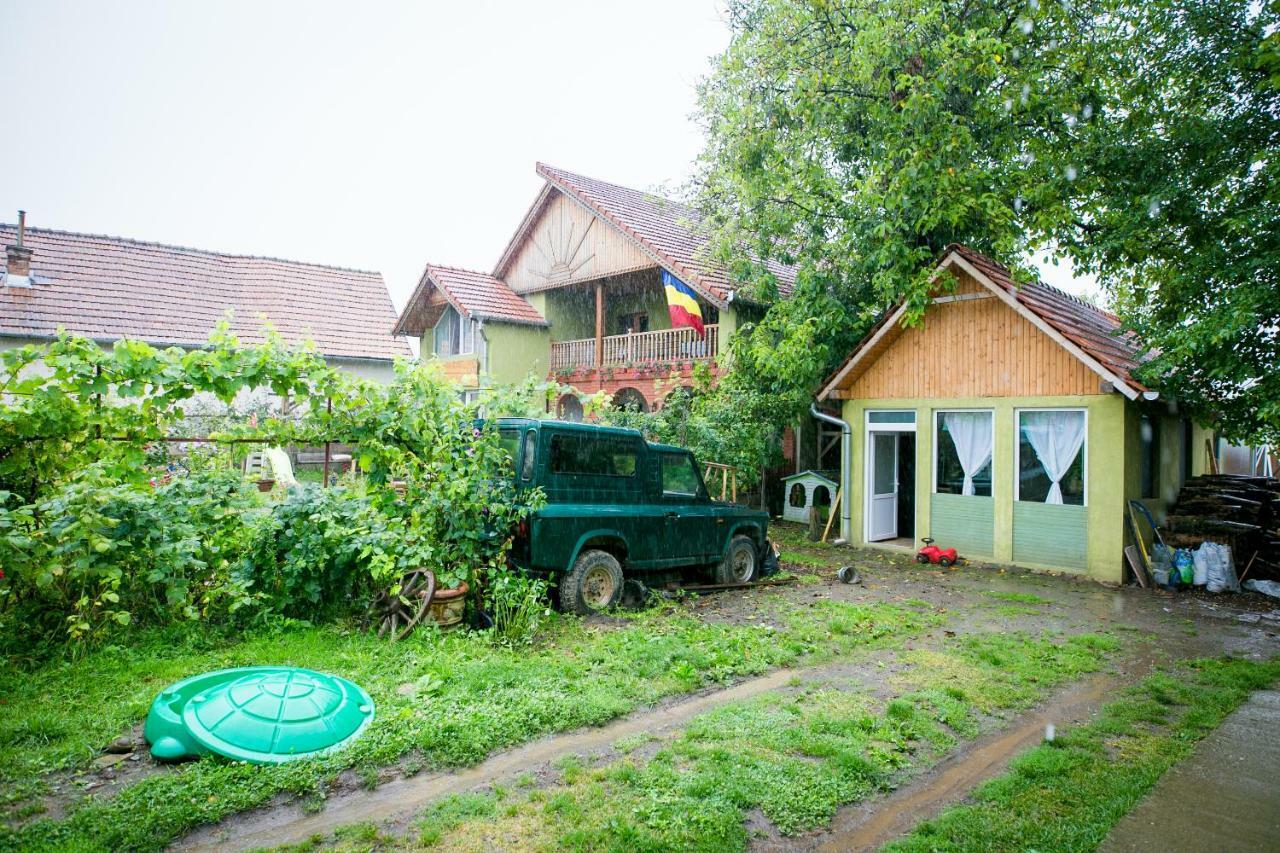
xmin=782 ymin=470 xmax=838 ymax=524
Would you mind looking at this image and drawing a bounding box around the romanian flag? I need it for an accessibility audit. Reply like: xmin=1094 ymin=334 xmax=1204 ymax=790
xmin=662 ymin=270 xmax=705 ymax=337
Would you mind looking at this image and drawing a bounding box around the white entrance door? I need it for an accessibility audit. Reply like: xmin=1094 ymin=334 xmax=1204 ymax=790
xmin=869 ymin=432 xmax=898 ymax=541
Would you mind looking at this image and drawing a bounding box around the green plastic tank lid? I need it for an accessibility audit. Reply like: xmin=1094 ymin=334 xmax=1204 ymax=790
xmin=181 ymin=668 xmax=374 ymax=765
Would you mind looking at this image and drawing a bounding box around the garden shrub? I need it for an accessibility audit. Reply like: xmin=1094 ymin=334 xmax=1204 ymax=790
xmin=0 ymin=329 xmax=545 ymax=652
xmin=237 ymin=484 xmax=391 ymax=619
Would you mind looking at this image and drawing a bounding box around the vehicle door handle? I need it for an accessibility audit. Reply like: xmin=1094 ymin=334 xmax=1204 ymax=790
xmin=665 ymin=512 xmax=678 ymax=519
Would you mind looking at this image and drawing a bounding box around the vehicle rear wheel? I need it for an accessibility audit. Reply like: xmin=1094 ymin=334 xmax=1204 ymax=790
xmin=560 ymin=549 xmax=624 ymax=614
xmin=716 ymin=535 xmax=758 ymax=585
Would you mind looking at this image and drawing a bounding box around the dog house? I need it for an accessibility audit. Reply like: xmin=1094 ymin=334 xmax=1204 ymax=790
xmin=782 ymin=470 xmax=839 ymax=524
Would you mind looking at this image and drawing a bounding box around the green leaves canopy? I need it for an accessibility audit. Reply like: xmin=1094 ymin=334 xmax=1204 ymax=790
xmin=696 ymin=0 xmax=1280 ymax=443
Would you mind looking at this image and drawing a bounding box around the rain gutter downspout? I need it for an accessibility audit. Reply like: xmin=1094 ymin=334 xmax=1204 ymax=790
xmin=810 ymin=403 xmax=852 ymax=543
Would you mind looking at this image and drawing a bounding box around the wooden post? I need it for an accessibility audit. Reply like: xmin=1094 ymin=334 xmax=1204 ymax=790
xmin=594 ymin=282 xmax=604 ymax=368
xmin=322 ymin=397 xmax=332 ymax=488
xmin=821 ymin=487 xmax=843 ymax=543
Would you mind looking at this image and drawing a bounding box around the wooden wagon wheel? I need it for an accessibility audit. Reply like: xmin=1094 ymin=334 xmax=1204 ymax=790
xmin=373 ymin=569 xmax=436 ymax=641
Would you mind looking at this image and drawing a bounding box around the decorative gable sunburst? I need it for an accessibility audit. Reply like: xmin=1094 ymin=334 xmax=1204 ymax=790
xmin=529 ymin=203 xmax=596 ymax=285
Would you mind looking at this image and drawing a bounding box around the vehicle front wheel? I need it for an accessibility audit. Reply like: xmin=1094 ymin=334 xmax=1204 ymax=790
xmin=560 ymin=549 xmax=624 ymax=615
xmin=716 ymin=535 xmax=758 ymax=585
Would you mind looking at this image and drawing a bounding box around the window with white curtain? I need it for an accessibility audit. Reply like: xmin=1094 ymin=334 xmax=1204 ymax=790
xmin=1017 ymin=409 xmax=1086 ymax=505
xmin=433 ymin=306 xmax=474 ymax=356
xmin=935 ymin=410 xmax=993 ymax=496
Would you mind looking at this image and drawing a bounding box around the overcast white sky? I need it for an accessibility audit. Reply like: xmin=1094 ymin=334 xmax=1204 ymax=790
xmin=0 ymin=0 xmax=1096 ymax=311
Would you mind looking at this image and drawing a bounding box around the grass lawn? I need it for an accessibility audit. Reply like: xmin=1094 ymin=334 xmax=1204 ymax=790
xmin=0 ymin=598 xmax=936 ymax=851
xmin=376 ymin=632 xmax=1119 ymax=851
xmin=886 ymin=656 xmax=1280 ymax=852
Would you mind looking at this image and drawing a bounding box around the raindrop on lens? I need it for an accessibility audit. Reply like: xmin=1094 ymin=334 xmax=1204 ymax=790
xmin=1065 ymin=165 xmax=1078 ymax=181
xmin=1019 ymin=18 xmax=1033 ymax=34
xmin=1148 ymin=198 xmax=1161 ymax=217
xmin=1014 ymin=197 xmax=1025 ymax=213
xmin=1082 ymin=104 xmax=1094 ymax=119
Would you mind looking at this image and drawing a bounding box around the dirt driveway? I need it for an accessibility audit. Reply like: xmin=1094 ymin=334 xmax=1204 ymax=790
xmin=176 ymin=534 xmax=1280 ymax=851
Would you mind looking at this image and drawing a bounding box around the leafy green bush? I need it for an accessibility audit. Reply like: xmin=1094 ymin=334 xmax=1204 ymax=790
xmin=0 ymin=468 xmax=262 ymax=650
xmin=237 ymin=484 xmax=391 ymax=619
xmin=0 ymin=332 xmax=544 ymax=651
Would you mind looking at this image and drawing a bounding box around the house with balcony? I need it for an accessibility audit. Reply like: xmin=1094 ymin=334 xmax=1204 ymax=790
xmin=393 ymin=163 xmax=795 ymax=415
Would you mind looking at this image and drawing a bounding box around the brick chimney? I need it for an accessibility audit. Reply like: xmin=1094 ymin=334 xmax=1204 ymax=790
xmin=6 ymin=211 xmax=33 ymax=278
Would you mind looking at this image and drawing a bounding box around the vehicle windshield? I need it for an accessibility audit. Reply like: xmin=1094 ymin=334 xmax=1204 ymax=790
xmin=498 ymin=429 xmax=519 ymax=473
xmin=660 ymin=452 xmax=703 ymax=497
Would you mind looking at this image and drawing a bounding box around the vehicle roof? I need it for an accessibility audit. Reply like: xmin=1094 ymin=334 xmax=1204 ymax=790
xmin=648 ymin=442 xmax=693 ymax=454
xmin=495 ymin=417 xmax=645 ymax=440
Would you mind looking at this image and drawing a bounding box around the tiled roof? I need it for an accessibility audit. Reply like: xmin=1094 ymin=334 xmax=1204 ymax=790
xmin=947 ymin=245 xmax=1148 ymax=394
xmin=393 ymin=264 xmax=548 ymax=336
xmin=530 ymin=163 xmax=797 ymax=304
xmin=0 ymin=225 xmax=411 ymax=361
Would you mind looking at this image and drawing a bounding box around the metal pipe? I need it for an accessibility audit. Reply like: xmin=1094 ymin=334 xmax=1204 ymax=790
xmin=17 ymin=210 xmax=25 ymax=246
xmin=810 ymin=403 xmax=852 ymax=543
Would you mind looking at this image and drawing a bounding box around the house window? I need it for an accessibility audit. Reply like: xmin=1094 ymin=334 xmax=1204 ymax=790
xmin=1017 ymin=409 xmax=1086 ymax=505
xmin=1140 ymin=414 xmax=1160 ymax=498
xmin=935 ymin=411 xmax=993 ymax=496
xmin=434 ymin=306 xmax=474 ymax=356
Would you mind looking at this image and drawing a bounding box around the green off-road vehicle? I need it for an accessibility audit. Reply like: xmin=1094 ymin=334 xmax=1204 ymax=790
xmin=498 ymin=418 xmax=773 ymax=614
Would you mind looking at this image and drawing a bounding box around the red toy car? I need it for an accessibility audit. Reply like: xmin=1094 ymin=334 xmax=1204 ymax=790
xmin=916 ymin=538 xmax=958 ymax=567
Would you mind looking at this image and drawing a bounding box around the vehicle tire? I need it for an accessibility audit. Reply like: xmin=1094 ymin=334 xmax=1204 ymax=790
xmin=938 ymin=556 xmax=953 ymax=568
xmin=560 ymin=549 xmax=624 ymax=614
xmin=916 ymin=554 xmax=930 ymax=564
xmin=716 ymin=535 xmax=758 ymax=585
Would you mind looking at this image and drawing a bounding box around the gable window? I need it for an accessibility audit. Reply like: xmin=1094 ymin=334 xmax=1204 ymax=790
xmin=434 ymin=305 xmax=474 ymax=356
xmin=1017 ymin=409 xmax=1086 ymax=505
xmin=935 ymin=411 xmax=993 ymax=496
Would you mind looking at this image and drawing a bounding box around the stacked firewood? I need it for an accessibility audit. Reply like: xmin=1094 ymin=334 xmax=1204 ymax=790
xmin=1165 ymin=475 xmax=1280 ymax=581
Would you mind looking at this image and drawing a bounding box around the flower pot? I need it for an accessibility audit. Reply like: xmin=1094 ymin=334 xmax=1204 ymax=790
xmin=256 ymin=478 xmax=276 ymax=493
xmin=426 ymin=580 xmax=468 ymax=629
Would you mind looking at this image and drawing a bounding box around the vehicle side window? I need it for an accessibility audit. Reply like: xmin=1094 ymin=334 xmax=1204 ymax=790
xmin=661 ymin=453 xmax=703 ymax=497
xmin=548 ymin=434 xmax=637 ymax=477
xmin=520 ymin=429 xmax=537 ymax=481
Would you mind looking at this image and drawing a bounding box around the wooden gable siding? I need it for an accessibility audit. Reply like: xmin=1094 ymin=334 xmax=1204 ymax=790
xmin=837 ymin=272 xmax=1102 ymax=399
xmin=505 ymin=191 xmax=655 ymax=293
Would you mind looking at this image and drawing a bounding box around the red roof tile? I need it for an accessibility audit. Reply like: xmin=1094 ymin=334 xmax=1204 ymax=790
xmin=394 ymin=264 xmax=548 ymax=336
xmin=947 ymin=245 xmax=1148 ymax=394
xmin=528 ymin=163 xmax=797 ymax=304
xmin=0 ymin=225 xmax=410 ymax=362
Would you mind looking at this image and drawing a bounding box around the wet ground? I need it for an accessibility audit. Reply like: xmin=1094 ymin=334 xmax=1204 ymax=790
xmin=1100 ymin=689 xmax=1280 ymax=852
xmin=66 ymin=532 xmax=1280 ymax=850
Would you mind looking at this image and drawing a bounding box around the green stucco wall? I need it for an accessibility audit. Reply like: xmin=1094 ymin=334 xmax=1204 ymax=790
xmin=930 ymin=493 xmax=995 ymax=558
xmin=482 ymin=322 xmax=551 ymax=386
xmin=840 ymin=393 xmax=1131 ymax=583
xmin=535 ymin=283 xmax=743 ymax=342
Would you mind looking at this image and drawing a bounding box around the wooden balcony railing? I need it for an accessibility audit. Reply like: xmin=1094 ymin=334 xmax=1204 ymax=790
xmin=550 ymin=324 xmax=719 ymax=371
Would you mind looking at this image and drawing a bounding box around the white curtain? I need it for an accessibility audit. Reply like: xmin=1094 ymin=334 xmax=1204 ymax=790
xmin=944 ymin=412 xmax=993 ymax=496
xmin=1021 ymin=411 xmax=1086 ymax=504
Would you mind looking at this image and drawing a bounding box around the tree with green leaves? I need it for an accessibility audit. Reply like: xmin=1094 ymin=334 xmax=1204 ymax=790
xmin=695 ymin=0 xmax=1279 ymax=444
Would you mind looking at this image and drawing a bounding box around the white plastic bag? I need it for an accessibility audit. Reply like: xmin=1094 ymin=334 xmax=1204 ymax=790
xmin=1244 ymin=579 xmax=1280 ymax=599
xmin=1192 ymin=547 xmax=1210 ymax=586
xmin=1202 ymin=542 xmax=1239 ymax=593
